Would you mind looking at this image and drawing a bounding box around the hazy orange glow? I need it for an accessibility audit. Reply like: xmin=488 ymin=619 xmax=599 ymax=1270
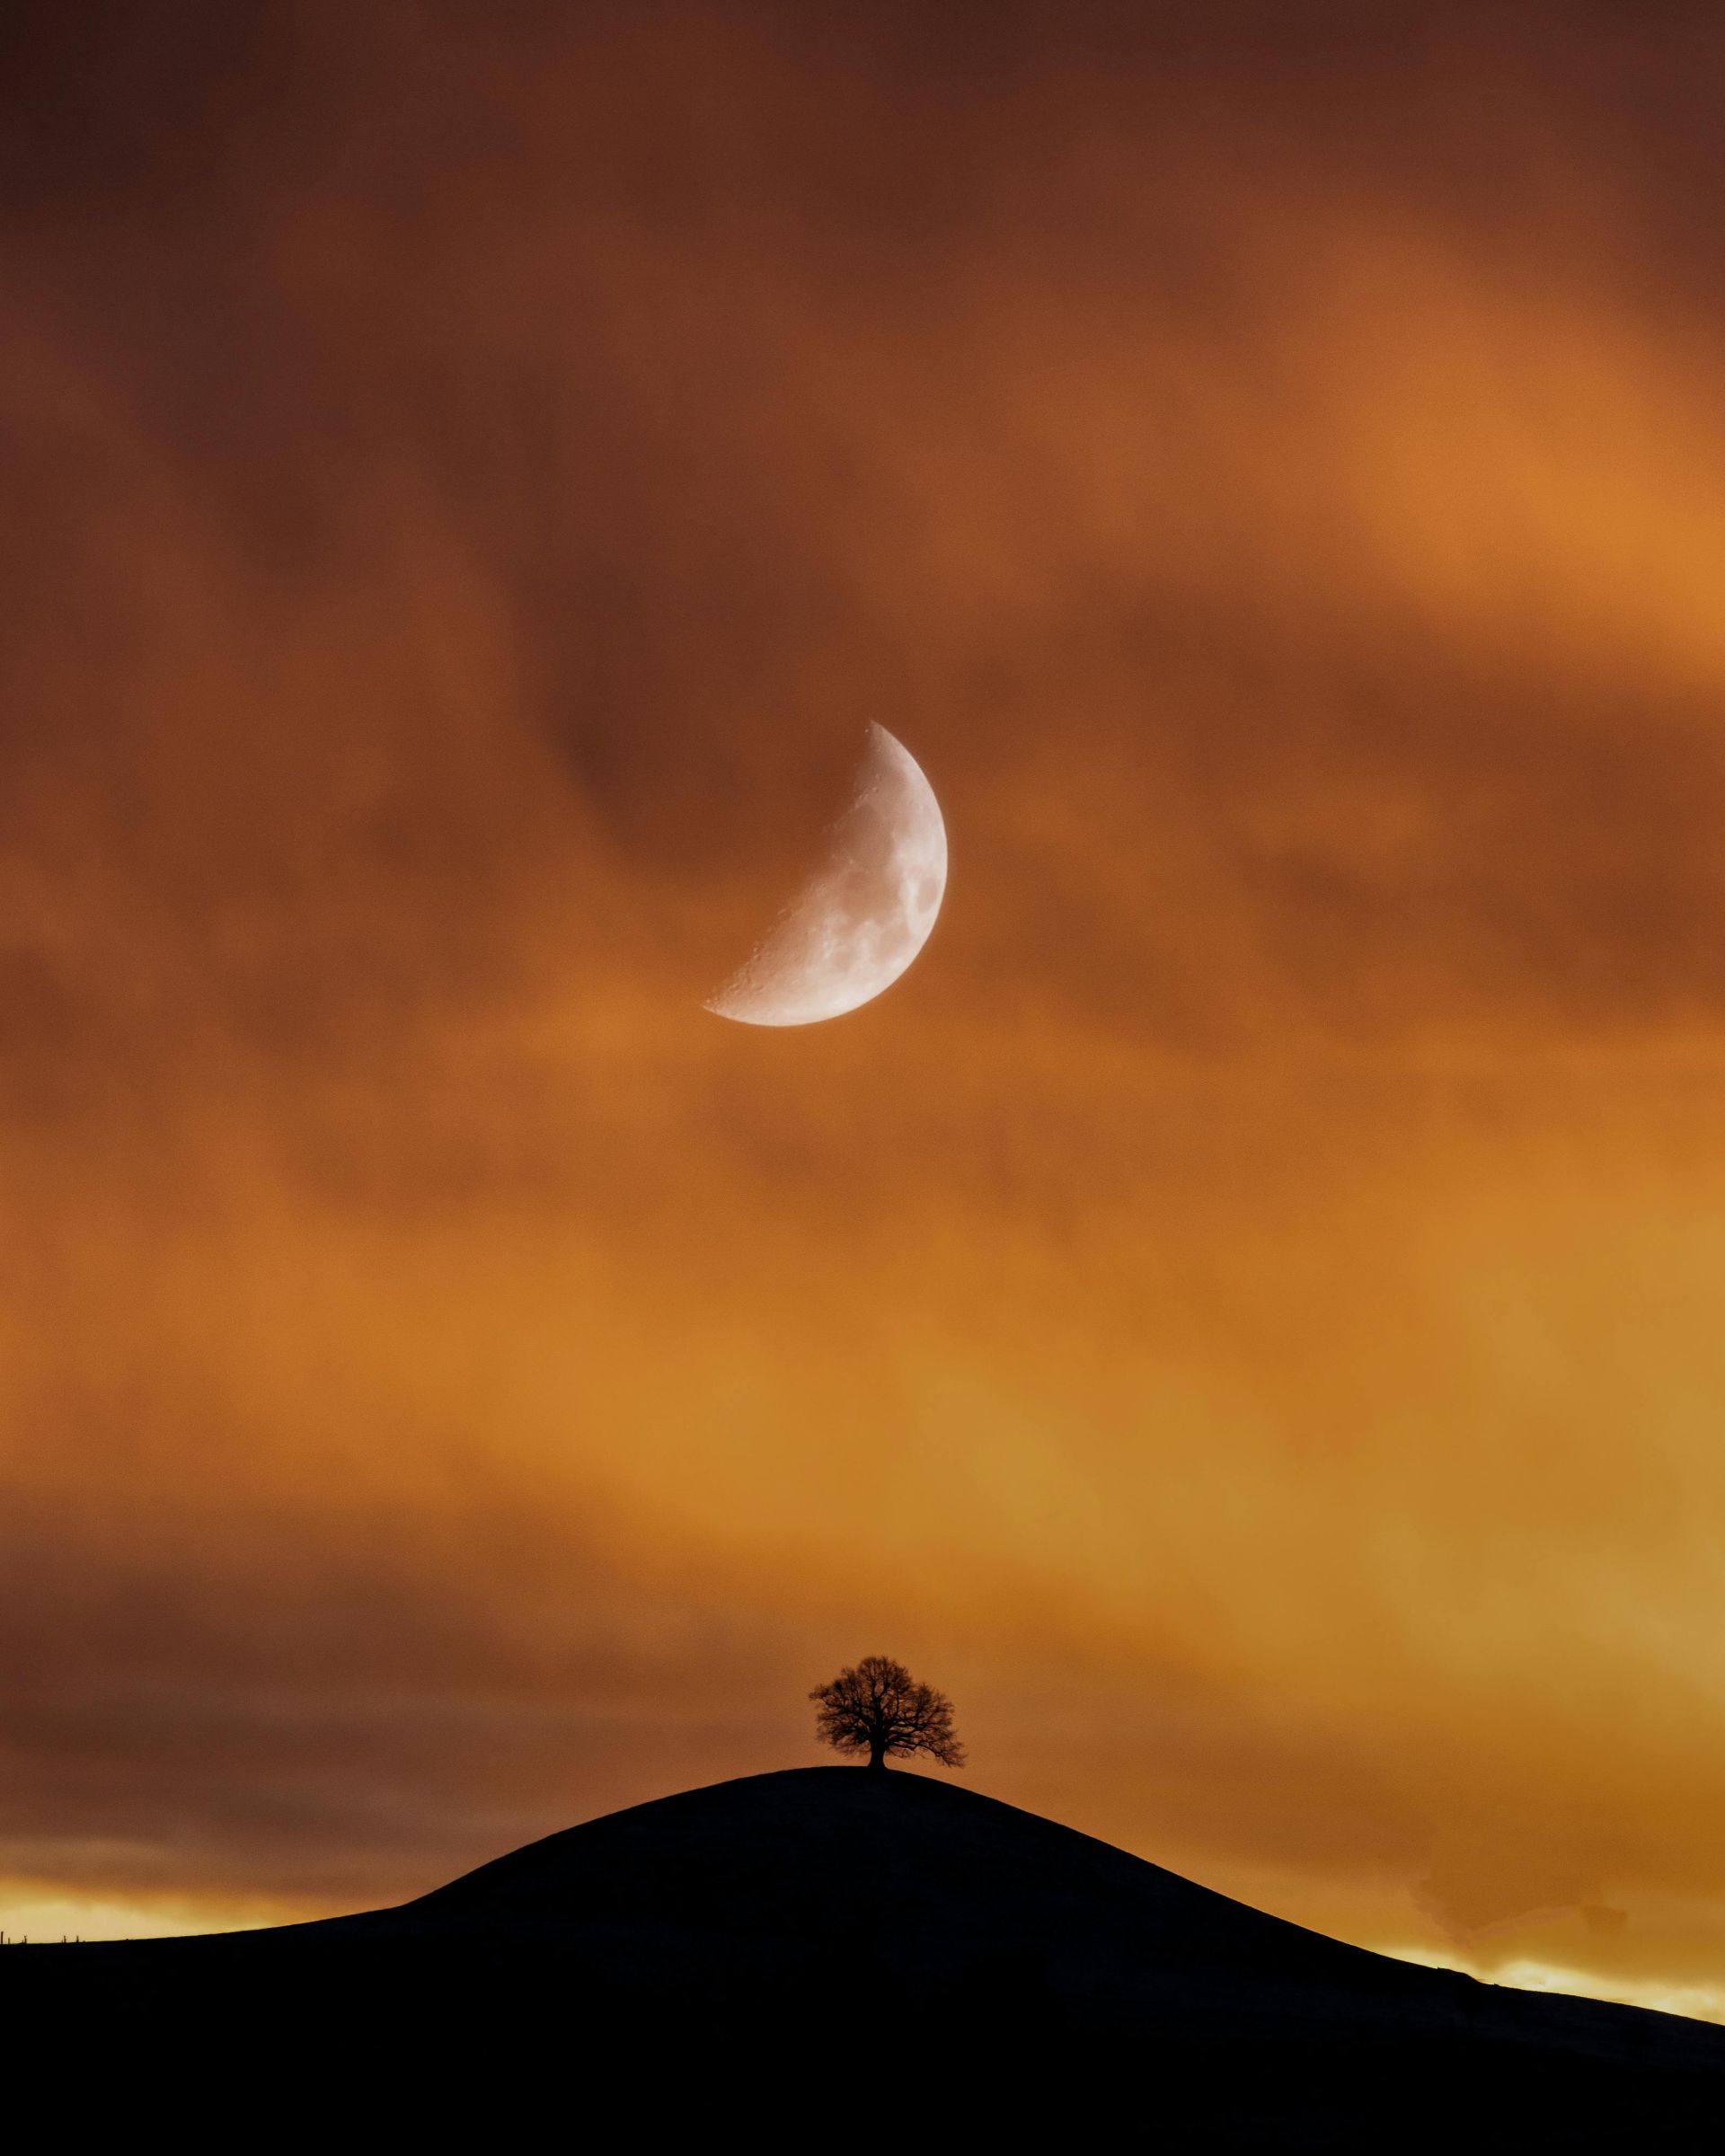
xmin=4 ymin=3 xmax=1725 ymax=2019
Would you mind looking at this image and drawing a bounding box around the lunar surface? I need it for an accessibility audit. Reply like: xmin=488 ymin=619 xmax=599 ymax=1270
xmin=707 ymin=725 xmax=947 ymax=1026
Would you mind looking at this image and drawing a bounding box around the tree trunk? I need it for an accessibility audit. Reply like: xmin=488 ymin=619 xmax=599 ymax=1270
xmin=867 ymin=1738 xmax=887 ymax=1770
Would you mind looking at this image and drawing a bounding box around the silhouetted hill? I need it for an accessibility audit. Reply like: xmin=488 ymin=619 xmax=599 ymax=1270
xmin=8 ymin=1768 xmax=1721 ymax=2145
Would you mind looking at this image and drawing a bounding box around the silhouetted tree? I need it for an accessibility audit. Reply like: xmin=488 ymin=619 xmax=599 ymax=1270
xmin=810 ymin=1655 xmax=965 ymax=1772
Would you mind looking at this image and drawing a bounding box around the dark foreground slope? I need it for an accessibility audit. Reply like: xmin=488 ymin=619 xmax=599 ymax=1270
xmin=8 ymin=1768 xmax=1721 ymax=2145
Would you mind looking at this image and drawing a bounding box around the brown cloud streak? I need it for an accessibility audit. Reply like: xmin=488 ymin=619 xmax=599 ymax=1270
xmin=3 ymin=2 xmax=1725 ymax=2010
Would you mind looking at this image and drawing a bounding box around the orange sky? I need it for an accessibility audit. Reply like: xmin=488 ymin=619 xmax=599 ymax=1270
xmin=4 ymin=1 xmax=1725 ymax=2016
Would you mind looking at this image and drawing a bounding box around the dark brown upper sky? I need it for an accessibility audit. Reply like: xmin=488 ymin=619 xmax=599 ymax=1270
xmin=4 ymin=1 xmax=1725 ymax=2014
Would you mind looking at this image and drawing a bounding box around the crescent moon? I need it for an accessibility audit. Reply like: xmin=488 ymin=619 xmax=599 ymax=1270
xmin=706 ymin=725 xmax=948 ymax=1027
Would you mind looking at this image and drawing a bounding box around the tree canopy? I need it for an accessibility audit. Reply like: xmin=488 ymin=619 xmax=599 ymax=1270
xmin=809 ymin=1655 xmax=965 ymax=1771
